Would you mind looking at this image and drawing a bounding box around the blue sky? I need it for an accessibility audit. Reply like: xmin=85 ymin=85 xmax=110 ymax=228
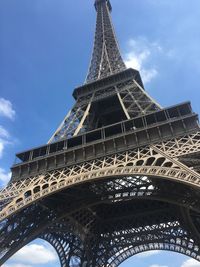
xmin=1 ymin=0 xmax=200 ymax=266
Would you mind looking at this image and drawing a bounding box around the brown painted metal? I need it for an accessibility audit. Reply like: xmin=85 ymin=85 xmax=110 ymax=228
xmin=1 ymin=0 xmax=200 ymax=266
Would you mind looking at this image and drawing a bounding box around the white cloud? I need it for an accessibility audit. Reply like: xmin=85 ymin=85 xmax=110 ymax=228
xmin=0 ymin=126 xmax=10 ymax=139
xmin=0 ymin=140 xmax=8 ymax=159
xmin=181 ymin=259 xmax=200 ymax=267
xmin=10 ymin=243 xmax=57 ymax=265
xmin=0 ymin=126 xmax=10 ymax=158
xmin=0 ymin=140 xmax=5 ymax=158
xmin=3 ymin=264 xmax=32 ymax=267
xmin=124 ymin=38 xmax=161 ymax=84
xmin=150 ymin=265 xmax=168 ymax=267
xmin=137 ymin=250 xmax=160 ymax=258
xmin=0 ymin=98 xmax=15 ymax=120
xmin=0 ymin=168 xmax=11 ymax=186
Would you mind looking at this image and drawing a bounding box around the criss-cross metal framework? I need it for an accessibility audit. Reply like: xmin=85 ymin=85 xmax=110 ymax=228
xmin=1 ymin=0 xmax=200 ymax=266
xmin=86 ymin=0 xmax=126 ymax=83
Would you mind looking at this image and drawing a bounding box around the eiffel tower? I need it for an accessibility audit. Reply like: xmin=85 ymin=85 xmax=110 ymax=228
xmin=1 ymin=0 xmax=200 ymax=266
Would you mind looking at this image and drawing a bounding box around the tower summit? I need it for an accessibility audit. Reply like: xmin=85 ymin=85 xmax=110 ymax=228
xmin=86 ymin=0 xmax=126 ymax=83
xmin=1 ymin=1 xmax=200 ymax=266
xmin=95 ymin=0 xmax=112 ymax=11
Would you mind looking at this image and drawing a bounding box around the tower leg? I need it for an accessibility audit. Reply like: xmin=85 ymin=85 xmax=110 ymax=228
xmin=42 ymin=232 xmax=86 ymax=267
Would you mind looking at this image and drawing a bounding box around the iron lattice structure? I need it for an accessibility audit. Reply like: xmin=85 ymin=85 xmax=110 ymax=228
xmin=1 ymin=0 xmax=200 ymax=266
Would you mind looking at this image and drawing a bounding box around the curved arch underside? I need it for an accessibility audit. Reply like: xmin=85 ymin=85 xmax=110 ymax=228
xmin=1 ymin=175 xmax=200 ymax=266
xmin=42 ymin=224 xmax=200 ymax=267
xmin=108 ymin=241 xmax=200 ymax=267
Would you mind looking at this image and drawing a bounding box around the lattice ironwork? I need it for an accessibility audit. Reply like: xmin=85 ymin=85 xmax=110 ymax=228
xmin=49 ymin=74 xmax=161 ymax=142
xmin=42 ymin=232 xmax=85 ymax=267
xmin=1 ymin=0 xmax=200 ymax=266
xmin=86 ymin=0 xmax=126 ymax=83
xmin=49 ymin=95 xmax=94 ymax=141
xmin=2 ymin=131 xmax=200 ymax=216
xmin=1 ymin=179 xmax=200 ymax=266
